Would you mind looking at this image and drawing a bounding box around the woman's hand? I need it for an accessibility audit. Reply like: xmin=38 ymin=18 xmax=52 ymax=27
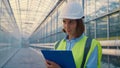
xmin=46 ymin=60 xmax=61 ymax=68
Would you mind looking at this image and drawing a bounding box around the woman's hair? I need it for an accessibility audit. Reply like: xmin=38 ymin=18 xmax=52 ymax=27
xmin=62 ymin=19 xmax=85 ymax=36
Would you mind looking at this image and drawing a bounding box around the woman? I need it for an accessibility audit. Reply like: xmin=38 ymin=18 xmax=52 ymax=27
xmin=46 ymin=1 xmax=102 ymax=68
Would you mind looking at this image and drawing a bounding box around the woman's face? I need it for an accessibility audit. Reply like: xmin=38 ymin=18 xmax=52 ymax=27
xmin=63 ymin=19 xmax=77 ymax=36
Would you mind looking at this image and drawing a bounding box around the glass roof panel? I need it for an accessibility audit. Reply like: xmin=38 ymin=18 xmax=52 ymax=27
xmin=9 ymin=0 xmax=60 ymax=38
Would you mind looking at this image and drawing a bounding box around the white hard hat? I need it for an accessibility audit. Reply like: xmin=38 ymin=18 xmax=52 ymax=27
xmin=59 ymin=2 xmax=84 ymax=19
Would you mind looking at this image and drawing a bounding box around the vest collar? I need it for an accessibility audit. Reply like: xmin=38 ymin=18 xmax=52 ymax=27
xmin=63 ymin=33 xmax=84 ymax=42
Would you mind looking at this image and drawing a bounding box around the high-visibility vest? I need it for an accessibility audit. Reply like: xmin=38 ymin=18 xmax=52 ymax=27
xmin=56 ymin=35 xmax=102 ymax=68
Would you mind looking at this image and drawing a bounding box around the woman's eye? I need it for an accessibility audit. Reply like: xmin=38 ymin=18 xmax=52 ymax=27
xmin=69 ymin=20 xmax=73 ymax=24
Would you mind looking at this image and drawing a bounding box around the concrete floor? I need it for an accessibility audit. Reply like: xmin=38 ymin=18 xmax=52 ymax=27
xmin=2 ymin=48 xmax=47 ymax=68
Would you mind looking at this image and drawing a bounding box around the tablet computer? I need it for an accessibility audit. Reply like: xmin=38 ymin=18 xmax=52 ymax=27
xmin=41 ymin=50 xmax=76 ymax=68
